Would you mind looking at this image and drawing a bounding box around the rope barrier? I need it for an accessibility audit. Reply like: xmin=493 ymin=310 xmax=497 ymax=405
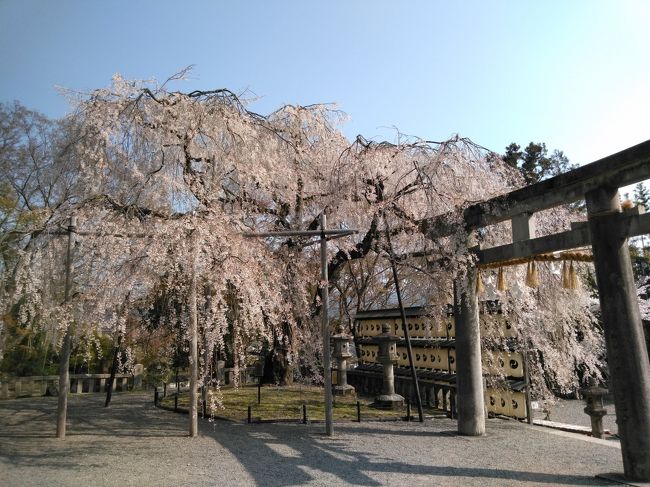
xmin=478 ymin=251 xmax=593 ymax=269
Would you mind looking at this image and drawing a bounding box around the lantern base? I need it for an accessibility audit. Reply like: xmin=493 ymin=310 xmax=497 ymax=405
xmin=333 ymin=384 xmax=356 ymax=396
xmin=374 ymin=393 xmax=405 ymax=409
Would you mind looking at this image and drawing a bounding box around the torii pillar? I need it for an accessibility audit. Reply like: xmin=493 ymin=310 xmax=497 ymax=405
xmin=587 ymin=187 xmax=650 ymax=481
xmin=455 ymin=232 xmax=485 ymax=436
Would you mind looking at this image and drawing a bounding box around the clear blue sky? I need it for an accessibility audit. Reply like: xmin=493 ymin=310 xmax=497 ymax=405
xmin=1 ymin=0 xmax=649 ymax=169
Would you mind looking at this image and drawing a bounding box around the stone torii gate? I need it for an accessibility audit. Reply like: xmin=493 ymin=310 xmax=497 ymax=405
xmin=420 ymin=139 xmax=650 ymax=481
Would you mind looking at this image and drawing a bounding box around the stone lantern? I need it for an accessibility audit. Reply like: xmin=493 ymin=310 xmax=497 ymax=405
xmin=374 ymin=323 xmax=404 ymax=409
xmin=332 ymin=330 xmax=355 ymax=396
xmin=580 ymin=380 xmax=608 ymax=438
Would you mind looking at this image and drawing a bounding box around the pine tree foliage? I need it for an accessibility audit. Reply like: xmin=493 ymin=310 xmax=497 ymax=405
xmin=503 ymin=141 xmax=576 ymax=185
xmin=634 ymin=182 xmax=650 ymax=211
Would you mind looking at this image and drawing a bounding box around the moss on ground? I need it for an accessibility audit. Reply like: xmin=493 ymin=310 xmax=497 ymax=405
xmin=160 ymin=384 xmax=437 ymax=422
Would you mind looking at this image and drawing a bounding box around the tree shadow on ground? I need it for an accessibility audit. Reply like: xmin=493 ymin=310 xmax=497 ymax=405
xmin=0 ymin=393 xmax=187 ymax=438
xmin=203 ymin=419 xmax=617 ymax=486
xmin=0 ymin=393 xmax=620 ymax=486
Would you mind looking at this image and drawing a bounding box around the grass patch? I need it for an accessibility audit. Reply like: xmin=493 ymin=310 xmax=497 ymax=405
xmin=160 ymin=384 xmax=437 ymax=422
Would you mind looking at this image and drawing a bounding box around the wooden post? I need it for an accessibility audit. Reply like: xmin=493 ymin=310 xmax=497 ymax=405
xmin=442 ymin=386 xmax=448 ymax=412
xmin=240 ymin=220 xmax=358 ymax=437
xmin=449 ymin=390 xmax=456 ymax=419
xmin=201 ymin=385 xmax=207 ymax=418
xmin=523 ymin=349 xmax=533 ymax=425
xmin=383 ymin=215 xmax=424 ymax=422
xmin=56 ymin=216 xmax=76 ymax=439
xmin=321 ymin=213 xmax=334 ymax=436
xmin=202 ymin=305 xmax=210 ymax=420
xmin=189 ymin=230 xmax=199 ymax=438
xmin=104 ymin=330 xmax=123 ymax=407
xmin=455 ymin=240 xmax=486 ymax=435
xmin=586 ymin=187 xmax=650 ymax=481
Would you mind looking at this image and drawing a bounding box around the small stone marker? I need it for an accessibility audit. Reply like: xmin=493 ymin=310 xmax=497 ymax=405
xmin=134 ymin=364 xmax=144 ymax=389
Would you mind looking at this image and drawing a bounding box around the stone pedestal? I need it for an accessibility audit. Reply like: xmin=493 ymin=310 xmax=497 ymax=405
xmin=332 ymin=332 xmax=355 ymax=396
xmin=374 ymin=323 xmax=404 ymax=409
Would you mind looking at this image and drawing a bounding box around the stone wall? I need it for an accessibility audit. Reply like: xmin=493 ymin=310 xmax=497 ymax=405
xmin=0 ymin=373 xmax=135 ymax=399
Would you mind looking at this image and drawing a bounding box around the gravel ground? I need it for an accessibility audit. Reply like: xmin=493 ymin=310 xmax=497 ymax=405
xmin=533 ymin=398 xmax=619 ymax=435
xmin=0 ymin=392 xmax=627 ymax=487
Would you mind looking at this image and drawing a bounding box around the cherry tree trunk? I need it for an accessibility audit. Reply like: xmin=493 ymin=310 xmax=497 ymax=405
xmin=56 ymin=216 xmax=76 ymax=439
xmin=104 ymin=331 xmax=122 ymax=407
xmin=189 ymin=235 xmax=199 ymax=438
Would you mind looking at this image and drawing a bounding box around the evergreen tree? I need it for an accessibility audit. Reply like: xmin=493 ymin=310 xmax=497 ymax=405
xmin=502 ymin=143 xmax=522 ymax=169
xmin=634 ymin=182 xmax=650 ymax=211
xmin=503 ymin=142 xmax=576 ymax=185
